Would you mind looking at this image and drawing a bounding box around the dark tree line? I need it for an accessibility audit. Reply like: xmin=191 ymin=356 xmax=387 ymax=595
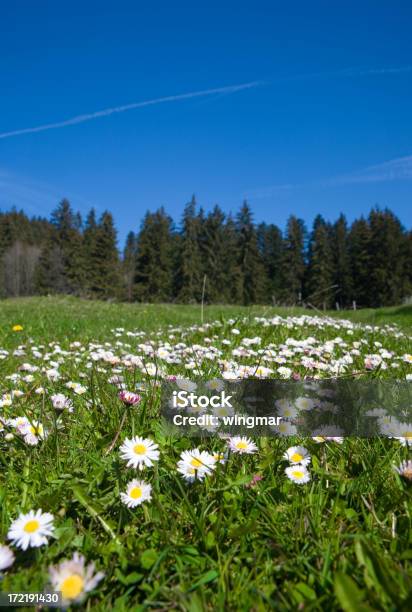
xmin=1 ymin=197 xmax=411 ymax=307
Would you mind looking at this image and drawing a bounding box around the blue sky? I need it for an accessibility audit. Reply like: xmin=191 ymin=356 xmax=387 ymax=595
xmin=1 ymin=0 xmax=411 ymax=247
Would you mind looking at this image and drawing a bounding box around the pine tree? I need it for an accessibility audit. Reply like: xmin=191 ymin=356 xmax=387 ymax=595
xmin=349 ymin=217 xmax=371 ymax=307
xmin=223 ymin=213 xmax=243 ymax=303
xmin=82 ymin=209 xmax=100 ymax=295
xmin=305 ymin=215 xmax=335 ymax=309
xmin=367 ymin=208 xmax=406 ymax=306
xmin=257 ymin=223 xmax=283 ymax=304
xmin=405 ymin=231 xmax=412 ymax=298
xmin=332 ymin=214 xmax=353 ymax=308
xmin=200 ymin=205 xmax=233 ymax=303
xmin=176 ymin=196 xmax=204 ymax=302
xmin=235 ymin=201 xmax=266 ymax=305
xmin=134 ymin=208 xmax=174 ymax=302
xmin=280 ymin=216 xmax=306 ymax=304
xmin=93 ymin=211 xmax=121 ymax=298
xmin=46 ymin=199 xmax=85 ymax=294
xmin=123 ymin=231 xmax=137 ymax=301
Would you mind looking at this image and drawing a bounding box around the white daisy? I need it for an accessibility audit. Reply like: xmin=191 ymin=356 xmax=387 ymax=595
xmin=120 ymin=479 xmax=152 ymax=508
xmin=283 ymin=446 xmax=311 ymax=466
xmin=0 ymin=544 xmax=15 ymax=571
xmin=276 ymin=400 xmax=298 ymax=419
xmin=177 ymin=449 xmax=216 ymax=482
xmin=11 ymin=416 xmax=30 ymax=429
xmin=73 ymin=384 xmax=87 ymax=395
xmin=276 ymin=421 xmax=298 ymax=436
xmin=285 ymin=465 xmax=311 ymax=484
xmin=51 ymin=393 xmax=74 ymax=412
xmin=391 ymin=424 xmax=412 ymax=447
xmin=119 ymin=436 xmax=159 ymax=470
xmin=212 ymin=451 xmax=227 ymax=464
xmin=49 ymin=552 xmax=104 ymax=606
xmin=394 ymin=460 xmax=412 ymax=481
xmin=205 ymin=379 xmax=225 ymax=392
xmin=176 ymin=379 xmax=197 ymax=392
xmin=295 ymin=397 xmax=316 ymax=411
xmin=17 ymin=420 xmax=48 ymax=446
xmin=7 ymin=509 xmax=54 ymax=550
xmin=228 ymin=436 xmax=258 ymax=454
xmin=277 ymin=366 xmax=292 ymax=379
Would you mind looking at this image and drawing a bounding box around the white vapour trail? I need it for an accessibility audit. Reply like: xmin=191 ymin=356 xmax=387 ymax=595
xmin=0 ymin=81 xmax=261 ymax=140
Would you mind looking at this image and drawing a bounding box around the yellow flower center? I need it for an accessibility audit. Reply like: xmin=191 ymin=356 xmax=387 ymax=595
xmin=291 ymin=452 xmax=303 ymax=463
xmin=61 ymin=575 xmax=84 ymax=600
xmin=24 ymin=519 xmax=40 ymax=533
xmin=236 ymin=441 xmax=248 ymax=450
xmin=190 ymin=458 xmax=202 ymax=468
xmin=292 ymin=470 xmax=304 ymax=479
xmin=129 ymin=487 xmax=142 ymax=499
xmin=133 ymin=444 xmax=146 ymax=455
xmin=402 ymin=432 xmax=412 ymax=439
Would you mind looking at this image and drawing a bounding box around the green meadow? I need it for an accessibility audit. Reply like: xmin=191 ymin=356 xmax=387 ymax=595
xmin=0 ymin=297 xmax=411 ymax=611
xmin=1 ymin=296 xmax=411 ymax=341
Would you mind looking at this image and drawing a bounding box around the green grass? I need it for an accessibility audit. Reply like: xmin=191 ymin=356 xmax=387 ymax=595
xmin=0 ymin=297 xmax=412 ymax=610
xmin=1 ymin=296 xmax=411 ymax=343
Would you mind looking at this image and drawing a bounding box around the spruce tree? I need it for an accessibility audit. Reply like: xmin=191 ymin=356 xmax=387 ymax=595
xmin=235 ymin=201 xmax=266 ymax=305
xmin=405 ymin=231 xmax=412 ymax=298
xmin=332 ymin=214 xmax=353 ymax=308
xmin=257 ymin=223 xmax=283 ymax=304
xmin=47 ymin=199 xmax=85 ymax=294
xmin=176 ymin=195 xmax=204 ymax=303
xmin=82 ymin=209 xmax=100 ymax=295
xmin=223 ymin=213 xmax=243 ymax=303
xmin=367 ymin=208 xmax=406 ymax=306
xmin=134 ymin=208 xmax=174 ymax=302
xmin=280 ymin=216 xmax=306 ymax=304
xmin=349 ymin=217 xmax=371 ymax=307
xmin=306 ymin=215 xmax=335 ymax=309
xmin=93 ymin=211 xmax=121 ymax=299
xmin=200 ymin=205 xmax=232 ymax=303
xmin=123 ymin=231 xmax=137 ymax=301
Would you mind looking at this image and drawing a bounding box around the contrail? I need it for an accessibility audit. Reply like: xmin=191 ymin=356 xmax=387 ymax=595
xmin=0 ymin=81 xmax=261 ymax=140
